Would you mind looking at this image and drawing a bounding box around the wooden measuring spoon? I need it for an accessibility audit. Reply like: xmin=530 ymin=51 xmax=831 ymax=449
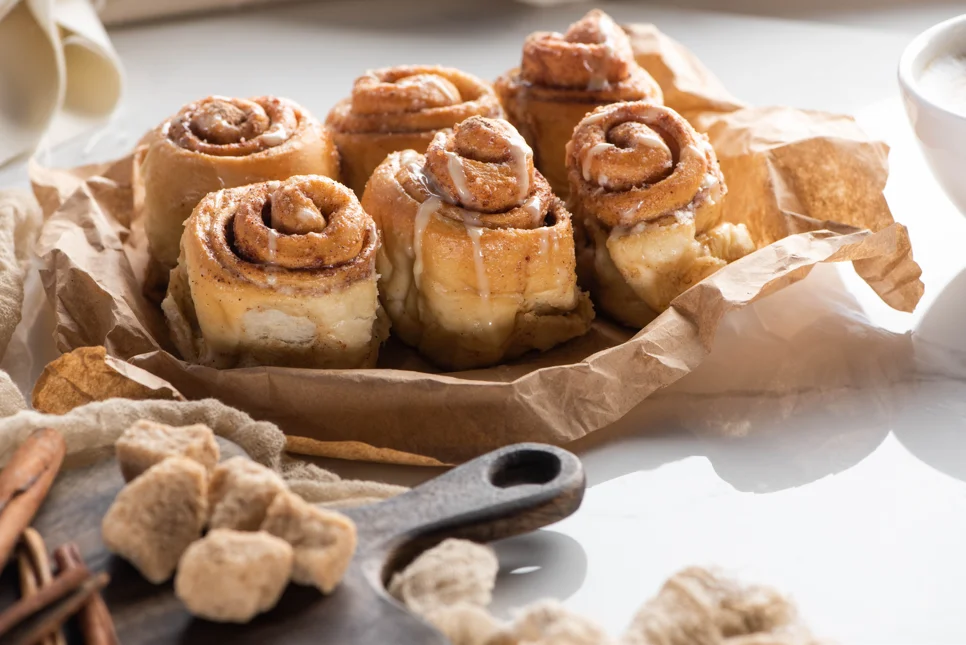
xmin=1 ymin=441 xmax=585 ymax=644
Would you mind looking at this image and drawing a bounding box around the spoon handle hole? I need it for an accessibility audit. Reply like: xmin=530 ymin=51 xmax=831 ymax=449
xmin=489 ymin=449 xmax=562 ymax=488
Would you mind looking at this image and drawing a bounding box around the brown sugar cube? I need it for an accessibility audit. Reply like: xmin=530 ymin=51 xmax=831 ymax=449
xmin=488 ymin=600 xmax=614 ymax=645
xmin=261 ymin=490 xmax=357 ymax=593
xmin=209 ymin=456 xmax=287 ymax=531
xmin=174 ymin=529 xmax=294 ymax=623
xmin=115 ymin=420 xmax=219 ymax=482
xmin=388 ymin=538 xmax=498 ymax=615
xmin=101 ymin=457 xmax=208 ymax=583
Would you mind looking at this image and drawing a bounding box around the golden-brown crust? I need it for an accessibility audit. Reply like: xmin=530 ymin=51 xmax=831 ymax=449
xmin=418 ymin=116 xmax=551 ymax=224
xmin=494 ymin=10 xmax=663 ymax=196
xmin=327 ymin=66 xmax=503 ymax=135
xmin=231 ymin=178 xmax=368 ymax=270
xmin=520 ymin=10 xmax=636 ymax=90
xmin=191 ymin=176 xmax=378 ymax=294
xmin=163 ymin=175 xmax=386 ymax=370
xmin=566 ymin=101 xmax=724 ymax=231
xmin=362 ymin=117 xmax=593 ymax=370
xmin=167 ymin=96 xmax=300 ymax=157
xmin=327 ymin=66 xmax=504 ymax=196
xmin=138 ymin=95 xmax=340 ymax=288
xmin=567 ymin=102 xmax=756 ymax=324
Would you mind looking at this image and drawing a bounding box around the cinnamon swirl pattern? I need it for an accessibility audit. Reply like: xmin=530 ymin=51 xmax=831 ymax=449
xmin=567 ymin=102 xmax=755 ymax=327
xmin=362 ymin=116 xmax=593 ymax=370
xmin=162 ymin=176 xmax=386 ymax=369
xmin=495 ymin=10 xmax=663 ymax=196
xmin=326 ymin=65 xmax=503 ymax=196
xmin=138 ymin=95 xmax=339 ymax=292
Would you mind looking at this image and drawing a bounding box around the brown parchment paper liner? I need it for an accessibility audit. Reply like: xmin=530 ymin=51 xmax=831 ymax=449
xmin=0 ymin=397 xmax=407 ymax=507
xmin=35 ymin=23 xmax=923 ymax=465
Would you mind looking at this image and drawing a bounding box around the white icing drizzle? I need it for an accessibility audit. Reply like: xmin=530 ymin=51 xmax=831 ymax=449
xmin=618 ymin=207 xmax=694 ymax=236
xmin=581 ymin=142 xmax=612 ymax=182
xmin=445 ymin=151 xmax=474 ymax=204
xmin=267 ymin=184 xmax=283 ymax=230
xmin=538 ymin=227 xmax=551 ymax=256
xmin=267 ymin=228 xmax=278 ymax=262
xmin=399 ymin=150 xmax=420 ymax=167
xmin=399 ymin=149 xmax=434 ymax=194
xmin=296 ymin=206 xmax=319 ymax=226
xmin=460 ymin=209 xmax=484 ymax=227
xmin=423 ymin=74 xmax=461 ymax=103
xmin=260 ymin=123 xmax=288 ymax=146
xmin=465 ymin=225 xmax=491 ymax=310
xmin=160 ymin=121 xmax=172 ymax=138
xmin=412 ymin=197 xmax=443 ymax=291
xmin=523 ymin=194 xmax=544 ymax=226
xmin=582 ymin=128 xmax=670 ymax=184
xmin=622 ymin=200 xmax=645 ymax=225
xmin=443 ymin=132 xmax=531 ymax=205
xmin=581 ymin=59 xmax=604 ymax=92
xmin=630 ymin=129 xmax=670 ymax=151
xmin=581 ymin=110 xmax=610 ymax=127
xmin=550 ymin=229 xmax=568 ymax=286
xmin=587 ymin=74 xmax=610 ymax=92
xmin=586 ymin=12 xmax=619 ymax=91
xmin=687 ymin=138 xmax=714 ymax=158
xmin=265 ymin=228 xmax=279 ymax=285
xmin=507 ymin=131 xmax=531 ymax=202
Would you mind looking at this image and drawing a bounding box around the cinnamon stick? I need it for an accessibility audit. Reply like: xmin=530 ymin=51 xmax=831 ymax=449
xmin=0 ymin=565 xmax=89 ymax=636
xmin=0 ymin=428 xmax=66 ymax=567
xmin=54 ymin=543 xmax=119 ymax=645
xmin=1 ymin=572 xmax=109 ymax=645
xmin=17 ymin=528 xmax=65 ymax=645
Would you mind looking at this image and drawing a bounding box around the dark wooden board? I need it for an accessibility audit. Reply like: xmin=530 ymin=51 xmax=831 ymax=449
xmin=0 ymin=442 xmax=585 ymax=644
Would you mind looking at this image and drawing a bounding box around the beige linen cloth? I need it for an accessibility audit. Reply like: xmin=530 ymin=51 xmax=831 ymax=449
xmin=0 ymin=0 xmax=122 ymax=166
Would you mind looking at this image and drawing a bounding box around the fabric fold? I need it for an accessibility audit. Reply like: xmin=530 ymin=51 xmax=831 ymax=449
xmin=0 ymin=0 xmax=122 ymax=166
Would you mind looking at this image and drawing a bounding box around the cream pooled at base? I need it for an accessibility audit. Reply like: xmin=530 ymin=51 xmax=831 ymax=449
xmin=362 ymin=116 xmax=593 ymax=371
xmin=568 ymin=101 xmax=755 ymax=327
xmin=162 ymin=175 xmax=388 ymax=370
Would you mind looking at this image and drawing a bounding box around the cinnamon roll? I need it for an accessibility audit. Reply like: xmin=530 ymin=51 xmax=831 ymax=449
xmin=162 ymin=175 xmax=386 ymax=369
xmin=362 ymin=116 xmax=593 ymax=371
xmin=495 ymin=10 xmax=663 ymax=196
xmin=567 ymin=102 xmax=755 ymax=327
xmin=326 ymin=65 xmax=504 ymax=197
xmin=137 ymin=95 xmax=339 ymax=292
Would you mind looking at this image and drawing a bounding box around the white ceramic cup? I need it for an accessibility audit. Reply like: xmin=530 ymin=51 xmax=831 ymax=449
xmin=899 ymin=14 xmax=966 ymax=215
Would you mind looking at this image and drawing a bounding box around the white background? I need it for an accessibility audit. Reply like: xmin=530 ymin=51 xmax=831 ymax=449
xmin=3 ymin=1 xmax=966 ymax=643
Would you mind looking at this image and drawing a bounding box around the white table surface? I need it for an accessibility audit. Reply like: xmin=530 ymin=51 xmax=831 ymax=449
xmin=4 ymin=2 xmax=966 ymax=643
